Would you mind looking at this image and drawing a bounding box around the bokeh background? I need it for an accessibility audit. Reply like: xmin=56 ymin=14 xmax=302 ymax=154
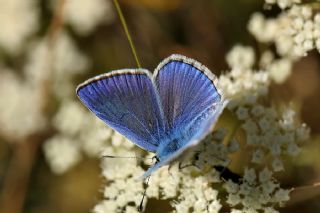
xmin=0 ymin=0 xmax=320 ymax=212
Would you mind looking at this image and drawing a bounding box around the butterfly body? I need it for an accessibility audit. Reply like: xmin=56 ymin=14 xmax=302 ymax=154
xmin=156 ymin=131 xmax=186 ymax=160
xmin=76 ymin=54 xmax=227 ymax=178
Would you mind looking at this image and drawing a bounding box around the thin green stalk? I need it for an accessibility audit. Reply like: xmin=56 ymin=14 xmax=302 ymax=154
xmin=223 ymin=119 xmax=241 ymax=146
xmin=113 ymin=0 xmax=142 ymax=68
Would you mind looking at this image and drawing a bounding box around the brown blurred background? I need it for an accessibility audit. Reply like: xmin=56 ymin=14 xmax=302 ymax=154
xmin=0 ymin=0 xmax=320 ymax=212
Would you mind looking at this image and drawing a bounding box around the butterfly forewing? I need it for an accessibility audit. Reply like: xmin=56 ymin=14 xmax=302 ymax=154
xmin=154 ymin=55 xmax=223 ymax=135
xmin=77 ymin=69 xmax=165 ymax=152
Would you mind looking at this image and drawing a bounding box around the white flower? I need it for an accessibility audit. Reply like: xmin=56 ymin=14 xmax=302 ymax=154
xmin=93 ymin=200 xmax=118 ymax=213
xmin=244 ymin=168 xmax=257 ymax=184
xmin=100 ymin=175 xmax=144 ymax=210
xmin=268 ymin=58 xmax=292 ymax=84
xmin=204 ymin=188 xmax=219 ymax=201
xmin=296 ymin=123 xmax=309 ymax=141
xmin=251 ymin=105 xmax=265 ymax=118
xmin=259 ymin=51 xmax=274 ymax=69
xmin=258 ymin=116 xmax=272 ymax=132
xmin=53 ymin=101 xmax=88 ymax=135
xmin=194 ymin=199 xmax=207 ymax=212
xmin=80 ymin=118 xmax=113 ymax=157
xmin=242 ymin=119 xmax=258 ymax=135
xmin=0 ymin=69 xmax=46 ymax=140
xmin=173 ymin=201 xmax=190 ymax=213
xmin=251 ymin=149 xmax=264 ymax=164
xmin=0 ymin=0 xmax=39 ymax=54
xmin=224 ymin=180 xmax=240 ymax=194
xmin=208 ymin=199 xmax=222 ymax=213
xmin=286 ymin=142 xmax=301 ymax=156
xmin=125 ymin=206 xmax=140 ymax=213
xmin=111 ymin=131 xmax=134 ymax=148
xmin=259 ymin=168 xmax=273 ymax=183
xmin=273 ymin=188 xmax=291 ymax=203
xmin=230 ymin=210 xmax=243 ymax=213
xmin=265 ymin=0 xmax=301 ymax=9
xmin=43 ymin=135 xmax=82 ymax=174
xmin=265 ymin=207 xmax=279 ymax=213
xmin=248 ymin=13 xmax=278 ymax=42
xmin=227 ymin=193 xmax=242 ymax=206
xmin=270 ymin=143 xmax=281 ymax=156
xmin=101 ymin=154 xmax=142 ymax=180
xmin=236 ymin=107 xmax=249 ymax=120
xmin=53 ymin=0 xmax=114 ymax=35
xmin=249 ymin=5 xmax=320 ymax=59
xmin=247 ymin=134 xmax=260 ymax=146
xmin=24 ymin=32 xmax=90 ymax=98
xmin=220 ymin=68 xmax=270 ymax=106
xmin=44 ymin=101 xmax=115 ymax=174
xmin=262 ymin=181 xmax=279 ymax=195
xmin=272 ymin=158 xmax=284 ymax=172
xmin=226 ymin=45 xmax=255 ymax=69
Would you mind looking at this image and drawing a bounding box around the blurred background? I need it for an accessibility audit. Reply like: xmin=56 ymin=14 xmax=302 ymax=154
xmin=0 ymin=0 xmax=319 ymax=212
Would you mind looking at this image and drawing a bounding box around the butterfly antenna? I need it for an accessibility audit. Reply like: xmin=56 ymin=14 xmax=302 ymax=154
xmin=138 ymin=176 xmax=150 ymax=212
xmin=101 ymin=155 xmax=152 ymax=160
xmin=112 ymin=0 xmax=142 ymax=68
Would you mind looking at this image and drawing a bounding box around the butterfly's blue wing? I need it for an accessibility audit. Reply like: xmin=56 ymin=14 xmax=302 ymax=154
xmin=140 ymin=55 xmax=227 ymax=178
xmin=154 ymin=54 xmax=222 ymax=132
xmin=76 ymin=69 xmax=165 ymax=152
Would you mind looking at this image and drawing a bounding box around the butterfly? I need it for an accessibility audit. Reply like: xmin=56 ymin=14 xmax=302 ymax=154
xmin=76 ymin=54 xmax=227 ymax=179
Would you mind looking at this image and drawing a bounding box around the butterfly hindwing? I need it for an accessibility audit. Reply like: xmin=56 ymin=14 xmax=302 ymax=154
xmin=77 ymin=69 xmax=165 ymax=152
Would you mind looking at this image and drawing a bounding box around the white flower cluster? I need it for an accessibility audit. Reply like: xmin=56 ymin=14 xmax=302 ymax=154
xmin=25 ymin=32 xmax=90 ymax=99
xmin=0 ymin=31 xmax=90 ymax=140
xmin=0 ymin=0 xmax=114 ymax=142
xmin=94 ymin=176 xmax=144 ymax=213
xmin=94 ymin=130 xmax=234 ymax=213
xmin=239 ymin=104 xmax=309 ymax=171
xmin=248 ymin=5 xmax=320 ymax=59
xmin=220 ymin=45 xmax=269 ymax=107
xmin=0 ymin=68 xmax=46 ymax=140
xmin=51 ymin=0 xmax=114 ymax=35
xmin=265 ymin=0 xmax=301 ymax=9
xmin=226 ymin=45 xmax=255 ymax=70
xmin=225 ymin=168 xmax=291 ymax=212
xmin=43 ymin=101 xmax=116 ymax=174
xmin=213 ymin=44 xmax=309 ymax=212
xmin=91 ymin=126 xmax=148 ymax=212
xmin=0 ymin=0 xmax=39 ymax=54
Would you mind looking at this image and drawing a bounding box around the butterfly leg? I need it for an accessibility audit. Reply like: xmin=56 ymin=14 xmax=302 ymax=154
xmin=178 ymin=161 xmax=200 ymax=170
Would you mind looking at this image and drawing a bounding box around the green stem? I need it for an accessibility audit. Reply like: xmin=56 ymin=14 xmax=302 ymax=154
xmin=113 ymin=0 xmax=142 ymax=68
xmin=223 ymin=119 xmax=241 ymax=146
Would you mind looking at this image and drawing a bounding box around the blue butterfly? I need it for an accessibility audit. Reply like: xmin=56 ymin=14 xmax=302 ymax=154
xmin=76 ymin=54 xmax=227 ymax=179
